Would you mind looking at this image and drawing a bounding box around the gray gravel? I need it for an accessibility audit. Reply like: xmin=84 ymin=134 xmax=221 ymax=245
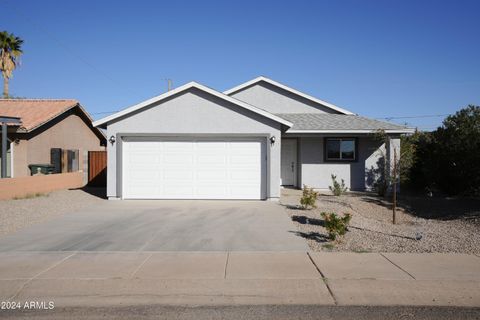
xmin=282 ymin=189 xmax=480 ymax=254
xmin=0 ymin=189 xmax=105 ymax=237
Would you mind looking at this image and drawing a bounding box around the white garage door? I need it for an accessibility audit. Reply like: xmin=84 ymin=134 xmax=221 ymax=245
xmin=122 ymin=138 xmax=265 ymax=199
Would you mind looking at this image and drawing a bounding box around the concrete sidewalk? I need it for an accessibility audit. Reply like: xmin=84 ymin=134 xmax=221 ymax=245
xmin=0 ymin=252 xmax=479 ymax=308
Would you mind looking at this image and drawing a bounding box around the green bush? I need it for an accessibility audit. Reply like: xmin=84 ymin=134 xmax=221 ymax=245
xmin=321 ymin=212 xmax=352 ymax=240
xmin=300 ymin=185 xmax=318 ymax=209
xmin=329 ymin=174 xmax=348 ymax=196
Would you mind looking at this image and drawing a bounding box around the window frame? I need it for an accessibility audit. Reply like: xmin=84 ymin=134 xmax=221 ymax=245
xmin=324 ymin=137 xmax=358 ymax=162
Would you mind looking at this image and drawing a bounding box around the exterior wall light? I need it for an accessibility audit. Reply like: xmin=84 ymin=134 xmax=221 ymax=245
xmin=109 ymin=135 xmax=116 ymax=145
xmin=270 ymin=136 xmax=276 ymax=144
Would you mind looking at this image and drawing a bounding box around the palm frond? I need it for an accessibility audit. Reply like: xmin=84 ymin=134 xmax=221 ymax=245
xmin=0 ymin=31 xmax=23 ymax=78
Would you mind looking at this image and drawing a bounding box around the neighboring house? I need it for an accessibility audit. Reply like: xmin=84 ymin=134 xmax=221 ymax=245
xmin=94 ymin=77 xmax=413 ymax=200
xmin=0 ymin=99 xmax=106 ymax=178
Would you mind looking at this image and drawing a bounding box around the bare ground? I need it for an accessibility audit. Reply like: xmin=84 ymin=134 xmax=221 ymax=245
xmin=0 ymin=188 xmax=105 ymax=237
xmin=282 ymin=189 xmax=480 ymax=253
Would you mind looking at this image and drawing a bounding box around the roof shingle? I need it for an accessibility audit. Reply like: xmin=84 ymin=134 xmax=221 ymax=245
xmin=276 ymin=113 xmax=411 ymax=131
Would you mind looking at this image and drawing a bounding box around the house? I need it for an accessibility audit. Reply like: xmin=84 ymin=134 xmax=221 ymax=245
xmin=93 ymin=77 xmax=413 ymax=200
xmin=0 ymin=99 xmax=106 ymax=178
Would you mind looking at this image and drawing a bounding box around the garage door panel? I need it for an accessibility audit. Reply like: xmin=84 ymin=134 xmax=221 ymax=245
xmin=123 ymin=139 xmax=265 ymax=199
xmin=162 ymin=186 xmax=195 ymax=197
xmin=164 ymin=170 xmax=194 ymax=180
xmin=197 ymin=155 xmax=227 ymax=165
xmin=197 ymin=170 xmax=227 ymax=180
xmin=230 ymin=155 xmax=260 ymax=164
xmin=128 ymin=172 xmax=159 ymax=181
xmin=196 ymin=185 xmax=228 ymax=196
xmin=163 ymin=155 xmax=194 ymax=165
xmin=163 ymin=142 xmax=194 ymax=152
xmin=230 ymin=171 xmax=260 ymax=181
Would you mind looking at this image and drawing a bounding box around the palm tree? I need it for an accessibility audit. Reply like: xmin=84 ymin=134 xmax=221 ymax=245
xmin=0 ymin=31 xmax=23 ymax=98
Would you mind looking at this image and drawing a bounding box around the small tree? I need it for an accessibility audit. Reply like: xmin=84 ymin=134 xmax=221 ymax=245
xmin=329 ymin=174 xmax=348 ymax=196
xmin=321 ymin=212 xmax=352 ymax=241
xmin=371 ymin=130 xmax=404 ymax=224
xmin=300 ymin=185 xmax=318 ymax=209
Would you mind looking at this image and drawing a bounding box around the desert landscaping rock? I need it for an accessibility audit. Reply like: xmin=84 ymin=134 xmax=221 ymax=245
xmin=282 ymin=189 xmax=480 ymax=254
xmin=0 ymin=189 xmax=104 ymax=237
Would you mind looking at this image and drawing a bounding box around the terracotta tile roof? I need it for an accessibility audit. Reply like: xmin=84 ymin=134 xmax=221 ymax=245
xmin=0 ymin=99 xmax=80 ymax=131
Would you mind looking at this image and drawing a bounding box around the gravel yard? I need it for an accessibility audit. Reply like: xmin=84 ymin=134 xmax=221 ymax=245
xmin=0 ymin=188 xmax=105 ymax=237
xmin=282 ymin=189 xmax=480 ymax=254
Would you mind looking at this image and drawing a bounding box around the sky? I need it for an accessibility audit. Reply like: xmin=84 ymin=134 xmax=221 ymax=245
xmin=2 ymin=0 xmax=479 ymax=130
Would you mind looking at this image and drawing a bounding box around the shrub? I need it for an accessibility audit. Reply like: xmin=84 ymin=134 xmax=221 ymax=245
xmin=373 ymin=173 xmax=389 ymax=197
xmin=407 ymin=105 xmax=480 ymax=195
xmin=329 ymin=174 xmax=348 ymax=196
xmin=321 ymin=212 xmax=352 ymax=241
xmin=300 ymin=185 xmax=318 ymax=209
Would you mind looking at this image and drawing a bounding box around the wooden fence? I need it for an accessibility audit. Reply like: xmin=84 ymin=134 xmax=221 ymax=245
xmin=88 ymin=151 xmax=107 ymax=187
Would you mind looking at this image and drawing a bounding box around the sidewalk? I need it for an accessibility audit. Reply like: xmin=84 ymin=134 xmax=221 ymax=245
xmin=0 ymin=251 xmax=479 ymax=307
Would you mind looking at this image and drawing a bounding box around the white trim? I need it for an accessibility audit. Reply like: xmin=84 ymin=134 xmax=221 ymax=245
xmin=224 ymin=76 xmax=355 ymax=115
xmin=93 ymin=82 xmax=293 ymax=128
xmin=286 ymin=129 xmax=415 ymax=134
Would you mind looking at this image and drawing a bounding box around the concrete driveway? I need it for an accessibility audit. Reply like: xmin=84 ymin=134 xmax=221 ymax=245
xmin=0 ymin=200 xmax=307 ymax=252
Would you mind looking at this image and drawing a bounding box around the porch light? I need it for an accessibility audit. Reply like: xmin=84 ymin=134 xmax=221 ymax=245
xmin=270 ymin=136 xmax=276 ymax=144
xmin=109 ymin=135 xmax=116 ymax=145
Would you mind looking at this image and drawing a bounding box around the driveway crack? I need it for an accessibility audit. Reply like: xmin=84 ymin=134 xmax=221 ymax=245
xmin=9 ymin=252 xmax=77 ymax=300
xmin=130 ymin=253 xmax=153 ymax=278
xmin=224 ymin=252 xmax=230 ymax=279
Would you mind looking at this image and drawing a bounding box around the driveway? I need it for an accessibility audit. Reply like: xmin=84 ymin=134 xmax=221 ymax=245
xmin=0 ymin=200 xmax=307 ymax=252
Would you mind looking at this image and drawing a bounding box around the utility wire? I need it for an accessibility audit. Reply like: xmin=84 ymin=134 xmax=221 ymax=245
xmin=376 ymin=114 xmax=451 ymax=121
xmin=91 ymin=110 xmax=120 ymax=115
xmin=4 ymin=1 xmax=142 ymax=97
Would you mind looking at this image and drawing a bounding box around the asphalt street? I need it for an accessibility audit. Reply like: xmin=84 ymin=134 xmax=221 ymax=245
xmin=2 ymin=305 xmax=480 ymax=320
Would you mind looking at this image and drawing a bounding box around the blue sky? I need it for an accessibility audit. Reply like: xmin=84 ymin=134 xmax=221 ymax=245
xmin=2 ymin=0 xmax=479 ymax=130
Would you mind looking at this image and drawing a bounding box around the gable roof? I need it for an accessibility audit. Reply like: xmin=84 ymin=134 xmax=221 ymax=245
xmin=224 ymin=76 xmax=355 ymax=115
xmin=93 ymin=81 xmax=293 ymax=128
xmin=277 ymin=113 xmax=415 ymax=134
xmin=0 ymin=99 xmax=105 ymax=138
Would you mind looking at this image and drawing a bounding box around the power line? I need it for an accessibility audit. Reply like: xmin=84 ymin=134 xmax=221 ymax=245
xmin=91 ymin=110 xmax=119 ymax=115
xmin=4 ymin=1 xmax=142 ymax=97
xmin=375 ymin=114 xmax=451 ymax=121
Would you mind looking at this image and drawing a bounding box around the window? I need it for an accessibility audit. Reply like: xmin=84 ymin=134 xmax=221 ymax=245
xmin=325 ymin=138 xmax=357 ymax=161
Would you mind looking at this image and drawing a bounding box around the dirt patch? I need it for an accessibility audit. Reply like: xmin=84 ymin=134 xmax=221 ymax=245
xmin=282 ymin=189 xmax=480 ymax=254
xmin=0 ymin=188 xmax=105 ymax=237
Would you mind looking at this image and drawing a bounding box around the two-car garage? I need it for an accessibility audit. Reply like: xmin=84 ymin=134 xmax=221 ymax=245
xmin=122 ymin=138 xmax=266 ymax=200
xmin=94 ymin=82 xmax=290 ymax=200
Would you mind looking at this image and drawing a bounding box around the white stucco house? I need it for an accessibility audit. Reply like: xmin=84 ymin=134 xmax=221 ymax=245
xmin=93 ymin=77 xmax=413 ymax=200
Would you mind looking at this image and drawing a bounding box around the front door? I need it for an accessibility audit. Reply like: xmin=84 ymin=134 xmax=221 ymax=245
xmin=281 ymin=139 xmax=297 ymax=186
